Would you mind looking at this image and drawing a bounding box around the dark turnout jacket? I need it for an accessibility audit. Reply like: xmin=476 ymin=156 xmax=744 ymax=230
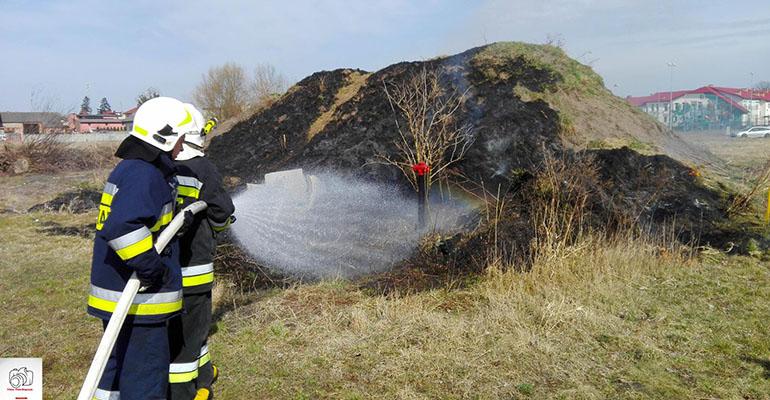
xmin=88 ymin=136 xmax=182 ymax=323
xmin=174 ymin=156 xmax=235 ymax=294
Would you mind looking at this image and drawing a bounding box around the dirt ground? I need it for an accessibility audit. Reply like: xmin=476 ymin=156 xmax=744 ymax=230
xmin=0 ymin=169 xmax=109 ymax=213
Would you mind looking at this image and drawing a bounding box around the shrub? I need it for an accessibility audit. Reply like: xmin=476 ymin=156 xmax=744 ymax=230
xmin=0 ymin=135 xmax=116 ymax=175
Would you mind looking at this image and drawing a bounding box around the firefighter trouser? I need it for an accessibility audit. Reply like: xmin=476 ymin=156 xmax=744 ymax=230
xmin=95 ymin=320 xmax=169 ymax=400
xmin=168 ymin=292 xmax=213 ymax=399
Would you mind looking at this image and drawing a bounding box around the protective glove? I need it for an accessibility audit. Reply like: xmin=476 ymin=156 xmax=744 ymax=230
xmin=129 ymin=252 xmax=166 ymax=289
xmin=176 ymin=210 xmax=195 ymax=237
xmin=135 ymin=268 xmax=162 ymax=289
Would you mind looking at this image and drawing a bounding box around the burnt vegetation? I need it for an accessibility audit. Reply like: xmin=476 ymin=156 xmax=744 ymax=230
xmin=203 ymin=42 xmax=765 ymax=290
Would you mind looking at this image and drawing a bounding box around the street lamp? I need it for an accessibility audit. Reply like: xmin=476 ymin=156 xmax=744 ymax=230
xmin=750 ymin=72 xmax=754 ymax=126
xmin=667 ymin=62 xmax=677 ymax=130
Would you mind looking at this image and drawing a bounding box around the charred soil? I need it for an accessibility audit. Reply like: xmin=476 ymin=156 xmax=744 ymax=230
xmin=208 ymin=42 xmax=761 ymax=287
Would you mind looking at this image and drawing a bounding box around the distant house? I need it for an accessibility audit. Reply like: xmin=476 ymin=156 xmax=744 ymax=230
xmin=0 ymin=112 xmax=66 ymax=139
xmin=68 ymin=108 xmax=137 ymax=133
xmin=628 ymin=86 xmax=770 ymax=131
xmin=122 ymin=107 xmax=137 ymax=131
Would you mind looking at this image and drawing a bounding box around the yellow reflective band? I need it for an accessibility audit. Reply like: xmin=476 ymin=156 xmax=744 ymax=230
xmin=96 ymin=183 xmax=118 ymax=231
xmin=150 ymin=211 xmax=174 ymax=232
xmin=134 ymin=125 xmax=148 ymax=136
xmin=198 ymin=352 xmax=211 ymax=367
xmin=100 ymin=193 xmax=114 ymax=206
xmin=177 ymin=109 xmax=192 ymax=127
xmin=183 ymin=272 xmax=214 ymax=287
xmin=96 ymin=204 xmax=111 ymax=231
xmin=169 ymin=370 xmax=198 ymax=383
xmin=114 ymin=234 xmax=153 ymax=260
xmin=177 ymin=186 xmax=200 ymax=199
xmin=88 ymin=295 xmax=183 ymax=316
xmin=210 ymin=218 xmax=231 ymax=232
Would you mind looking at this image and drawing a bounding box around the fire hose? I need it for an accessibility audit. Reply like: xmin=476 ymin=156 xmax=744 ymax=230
xmin=77 ymin=201 xmax=208 ymax=400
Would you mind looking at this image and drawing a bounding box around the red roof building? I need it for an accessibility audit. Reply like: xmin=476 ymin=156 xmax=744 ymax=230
xmin=66 ymin=108 xmax=137 ymax=133
xmin=627 ymin=86 xmax=769 ymax=130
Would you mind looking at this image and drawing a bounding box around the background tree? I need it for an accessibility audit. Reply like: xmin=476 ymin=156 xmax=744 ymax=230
xmin=380 ymin=67 xmax=475 ymax=192
xmin=251 ymin=63 xmax=287 ymax=108
xmin=79 ymin=96 xmax=91 ymax=115
xmin=754 ymin=81 xmax=770 ymax=91
xmin=136 ymin=87 xmax=161 ymax=106
xmin=193 ymin=62 xmax=250 ymax=120
xmin=98 ymin=97 xmax=112 ymax=114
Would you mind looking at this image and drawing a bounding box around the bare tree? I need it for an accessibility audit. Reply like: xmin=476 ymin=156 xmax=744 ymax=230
xmin=30 ymin=88 xmax=62 ymax=117
xmin=136 ymin=87 xmax=161 ymax=106
xmin=251 ymin=63 xmax=287 ymax=107
xmin=27 ymin=88 xmax=71 ymax=134
xmin=380 ymin=67 xmax=475 ymax=192
xmin=193 ymin=62 xmax=250 ymax=120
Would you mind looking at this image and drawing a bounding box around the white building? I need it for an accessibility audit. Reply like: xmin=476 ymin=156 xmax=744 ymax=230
xmin=628 ymin=86 xmax=769 ymax=131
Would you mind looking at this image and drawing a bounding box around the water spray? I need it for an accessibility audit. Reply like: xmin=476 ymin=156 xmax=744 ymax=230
xmin=231 ymin=169 xmax=471 ymax=279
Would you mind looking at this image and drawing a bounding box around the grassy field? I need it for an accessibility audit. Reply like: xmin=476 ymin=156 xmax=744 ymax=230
xmin=3 ymin=134 xmax=770 ymax=398
xmin=3 ymin=210 xmax=770 ymax=399
xmin=679 ymin=131 xmax=770 ymax=170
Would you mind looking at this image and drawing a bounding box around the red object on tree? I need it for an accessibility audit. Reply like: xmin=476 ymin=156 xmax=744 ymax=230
xmin=412 ymin=162 xmax=430 ymax=176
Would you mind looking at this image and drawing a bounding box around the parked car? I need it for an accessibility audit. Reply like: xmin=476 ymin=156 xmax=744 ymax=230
xmin=732 ymin=126 xmax=770 ymax=138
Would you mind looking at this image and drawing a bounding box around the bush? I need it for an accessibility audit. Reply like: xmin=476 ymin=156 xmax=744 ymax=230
xmin=0 ymin=135 xmax=116 ymax=175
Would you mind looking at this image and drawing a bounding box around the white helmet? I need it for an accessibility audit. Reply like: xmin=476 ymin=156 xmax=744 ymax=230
xmin=176 ymin=103 xmax=206 ymax=161
xmin=130 ymin=97 xmax=193 ymax=153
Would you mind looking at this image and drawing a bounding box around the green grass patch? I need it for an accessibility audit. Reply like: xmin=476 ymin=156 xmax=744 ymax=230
xmin=473 ymin=42 xmax=605 ymax=96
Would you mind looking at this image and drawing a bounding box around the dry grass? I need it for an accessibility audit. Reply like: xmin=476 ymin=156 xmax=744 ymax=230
xmin=726 ymin=158 xmax=770 ymax=216
xmin=0 ymin=138 xmax=116 ymax=175
xmin=0 ymin=170 xmax=109 ymax=212
xmin=681 ymin=131 xmax=770 ymax=170
xmin=307 ymin=71 xmax=371 ymax=141
xmin=0 ymin=212 xmax=101 ymax=399
xmin=679 ymin=132 xmax=770 ymax=218
xmin=3 ymin=206 xmax=770 ymax=398
xmin=208 ymin=234 xmax=770 ymax=399
xmin=528 ymin=150 xmax=597 ymax=262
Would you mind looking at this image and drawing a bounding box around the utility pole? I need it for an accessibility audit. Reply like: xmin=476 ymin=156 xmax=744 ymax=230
xmin=667 ymin=62 xmax=677 ymax=130
xmin=750 ymin=72 xmax=755 ymax=126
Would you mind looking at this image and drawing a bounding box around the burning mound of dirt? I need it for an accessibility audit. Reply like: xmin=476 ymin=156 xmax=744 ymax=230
xmin=209 ymin=41 xmax=705 ymax=189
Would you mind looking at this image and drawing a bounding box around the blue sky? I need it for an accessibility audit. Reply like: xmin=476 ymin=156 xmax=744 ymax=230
xmin=1 ymin=0 xmax=769 ymax=112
